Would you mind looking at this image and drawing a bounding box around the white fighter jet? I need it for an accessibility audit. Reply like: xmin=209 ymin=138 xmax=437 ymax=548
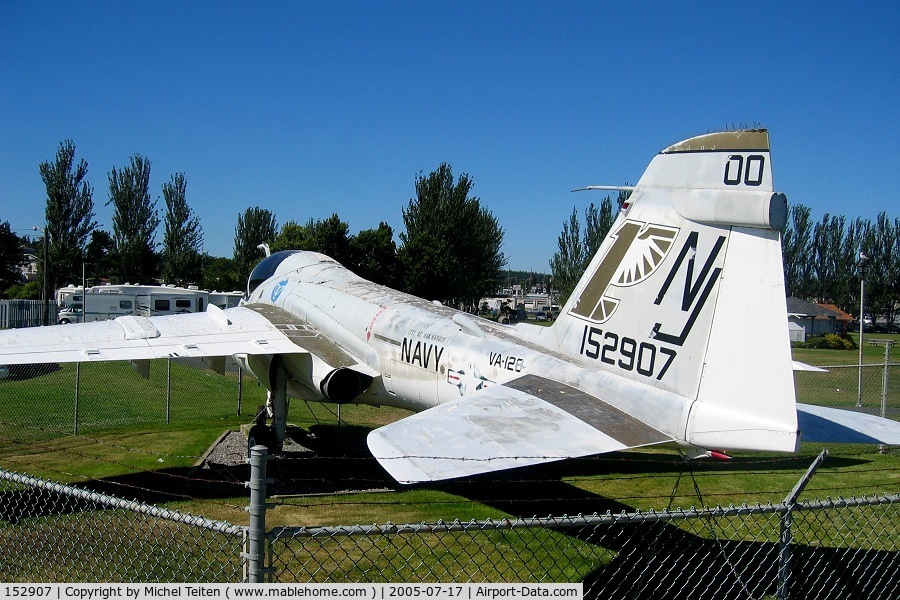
xmin=2 ymin=129 xmax=898 ymax=483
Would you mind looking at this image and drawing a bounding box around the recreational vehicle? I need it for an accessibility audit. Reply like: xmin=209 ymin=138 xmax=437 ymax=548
xmin=56 ymin=284 xmax=241 ymax=324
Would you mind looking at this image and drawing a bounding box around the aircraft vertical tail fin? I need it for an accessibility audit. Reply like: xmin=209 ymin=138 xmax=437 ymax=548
xmin=549 ymin=130 xmax=798 ymax=452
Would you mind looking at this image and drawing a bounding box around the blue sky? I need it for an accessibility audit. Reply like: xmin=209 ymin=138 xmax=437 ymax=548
xmin=1 ymin=2 xmax=897 ymax=272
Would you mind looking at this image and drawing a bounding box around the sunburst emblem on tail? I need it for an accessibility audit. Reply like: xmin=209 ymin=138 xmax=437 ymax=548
xmin=570 ymin=221 xmax=678 ymax=323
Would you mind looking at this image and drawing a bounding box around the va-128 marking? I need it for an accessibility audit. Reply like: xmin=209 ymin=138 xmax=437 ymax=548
xmin=488 ymin=351 xmax=524 ymax=373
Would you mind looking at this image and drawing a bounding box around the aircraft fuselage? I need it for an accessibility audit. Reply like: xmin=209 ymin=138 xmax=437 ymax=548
xmin=244 ymin=251 xmax=689 ymax=445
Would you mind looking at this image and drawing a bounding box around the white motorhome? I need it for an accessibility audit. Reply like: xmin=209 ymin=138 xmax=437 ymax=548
xmin=56 ymin=284 xmax=216 ymax=324
xmin=208 ymin=290 xmax=245 ymax=310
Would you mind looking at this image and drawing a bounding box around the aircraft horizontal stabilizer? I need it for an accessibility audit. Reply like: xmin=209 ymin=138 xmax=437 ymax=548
xmin=792 ymin=361 xmax=829 ymax=373
xmin=797 ymin=403 xmax=900 ymax=445
xmin=367 ymin=374 xmax=672 ymax=483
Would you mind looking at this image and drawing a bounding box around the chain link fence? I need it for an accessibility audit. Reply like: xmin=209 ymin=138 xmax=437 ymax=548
xmin=794 ymin=363 xmax=899 ymax=418
xmin=0 ymin=469 xmax=244 ymax=582
xmin=0 ymin=358 xmax=400 ymax=445
xmin=1 ymin=455 xmax=897 ymax=598
xmin=263 ymin=496 xmax=899 ymax=598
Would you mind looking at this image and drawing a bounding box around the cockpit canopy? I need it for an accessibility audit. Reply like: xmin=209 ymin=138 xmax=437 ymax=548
xmin=247 ymin=250 xmax=301 ymax=296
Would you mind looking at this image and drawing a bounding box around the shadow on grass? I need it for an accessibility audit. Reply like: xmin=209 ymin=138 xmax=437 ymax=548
xmin=576 ymin=527 xmax=899 ymax=599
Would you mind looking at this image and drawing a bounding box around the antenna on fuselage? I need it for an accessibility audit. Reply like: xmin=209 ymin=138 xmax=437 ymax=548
xmin=571 ymin=185 xmax=636 ymax=192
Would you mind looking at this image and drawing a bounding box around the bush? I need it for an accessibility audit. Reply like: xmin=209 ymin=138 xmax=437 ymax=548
xmin=805 ymin=333 xmax=856 ymax=350
xmin=3 ymin=279 xmax=40 ymax=300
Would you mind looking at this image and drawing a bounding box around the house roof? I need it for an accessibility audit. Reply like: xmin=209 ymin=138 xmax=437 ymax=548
xmin=787 ymin=297 xmax=833 ymax=317
xmin=786 ymin=297 xmax=853 ymax=321
xmin=816 ymin=303 xmax=853 ymax=321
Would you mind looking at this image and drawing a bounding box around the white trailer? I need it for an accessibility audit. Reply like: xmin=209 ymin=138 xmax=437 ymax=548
xmin=208 ymin=290 xmax=245 ymax=309
xmin=56 ymin=284 xmax=216 ymax=324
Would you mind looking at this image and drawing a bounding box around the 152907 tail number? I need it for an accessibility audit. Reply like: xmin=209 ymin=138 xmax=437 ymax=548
xmin=579 ymin=325 xmax=676 ymax=380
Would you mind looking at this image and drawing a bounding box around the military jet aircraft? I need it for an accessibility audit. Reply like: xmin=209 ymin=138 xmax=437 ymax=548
xmin=2 ymin=129 xmax=898 ymax=483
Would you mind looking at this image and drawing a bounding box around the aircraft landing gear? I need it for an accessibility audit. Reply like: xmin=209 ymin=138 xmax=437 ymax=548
xmin=247 ymin=356 xmax=289 ymax=458
xmin=247 ymin=408 xmax=274 ymax=458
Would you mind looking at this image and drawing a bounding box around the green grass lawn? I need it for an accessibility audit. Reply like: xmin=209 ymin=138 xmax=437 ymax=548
xmin=792 ymin=332 xmax=900 ymax=366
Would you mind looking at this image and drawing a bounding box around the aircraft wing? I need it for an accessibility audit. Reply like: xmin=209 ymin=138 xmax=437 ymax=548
xmin=367 ymin=374 xmax=673 ymax=483
xmin=797 ymin=403 xmax=900 ymax=444
xmin=0 ymin=304 xmax=306 ymax=364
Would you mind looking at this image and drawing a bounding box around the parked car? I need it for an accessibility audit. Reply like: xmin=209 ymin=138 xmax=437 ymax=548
xmin=0 ymin=363 xmax=61 ymax=381
xmin=497 ymin=305 xmax=528 ymax=324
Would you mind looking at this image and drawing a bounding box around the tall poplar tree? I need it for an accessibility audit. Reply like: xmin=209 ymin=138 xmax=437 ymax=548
xmin=782 ymin=204 xmax=813 ymax=299
xmin=233 ymin=207 xmax=277 ymax=283
xmin=160 ymin=173 xmax=204 ymax=285
xmin=39 ymin=140 xmax=97 ymax=292
xmin=107 ymin=154 xmax=159 ymax=284
xmin=549 ymin=207 xmax=585 ymax=304
xmin=551 ymin=196 xmax=617 ymax=304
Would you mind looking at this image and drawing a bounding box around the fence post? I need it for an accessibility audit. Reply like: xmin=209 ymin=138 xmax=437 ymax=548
xmin=245 ymin=444 xmax=272 ymax=582
xmin=166 ymin=358 xmax=171 ymax=424
xmin=74 ymin=362 xmax=80 ymax=435
xmin=237 ymin=364 xmax=243 ymax=417
xmin=879 ymin=341 xmax=892 ymax=420
xmin=777 ymin=449 xmax=828 ymax=600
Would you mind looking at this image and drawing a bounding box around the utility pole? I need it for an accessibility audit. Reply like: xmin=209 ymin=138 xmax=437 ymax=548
xmin=856 ymin=251 xmax=869 ymax=407
xmin=34 ymin=226 xmax=50 ymax=326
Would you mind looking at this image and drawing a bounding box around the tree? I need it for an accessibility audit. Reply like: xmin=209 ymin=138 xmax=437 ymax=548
xmin=5 ymin=280 xmax=40 ymax=300
xmin=864 ymin=212 xmax=895 ymax=324
xmin=233 ymin=207 xmax=277 ymax=282
xmin=583 ymin=197 xmax=615 ymax=259
xmin=107 ymin=155 xmax=159 ymax=284
xmin=84 ymin=230 xmax=116 ymax=284
xmin=0 ymin=222 xmax=26 ymax=297
xmin=811 ymin=214 xmax=841 ymax=304
xmin=551 ymin=196 xmax=619 ymax=305
xmin=39 ymin=139 xmax=97 ymax=294
xmin=272 ymin=216 xmax=399 ymax=286
xmin=838 ymin=217 xmax=868 ymax=314
xmin=199 ymin=254 xmax=242 ymax=292
xmin=889 ymin=216 xmax=900 ymax=326
xmin=779 ymin=207 xmax=897 ymax=323
xmin=272 ymin=214 xmax=354 ymax=265
xmin=549 ymin=207 xmax=585 ymax=304
xmin=271 ymin=220 xmax=313 ymax=253
xmin=160 ymin=173 xmax=204 ymax=285
xmin=782 ymin=204 xmax=813 ymax=299
xmin=398 ymin=163 xmax=505 ymax=309
xmin=310 ymin=214 xmax=353 ymax=265
xmin=351 ymin=222 xmax=399 ymax=287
